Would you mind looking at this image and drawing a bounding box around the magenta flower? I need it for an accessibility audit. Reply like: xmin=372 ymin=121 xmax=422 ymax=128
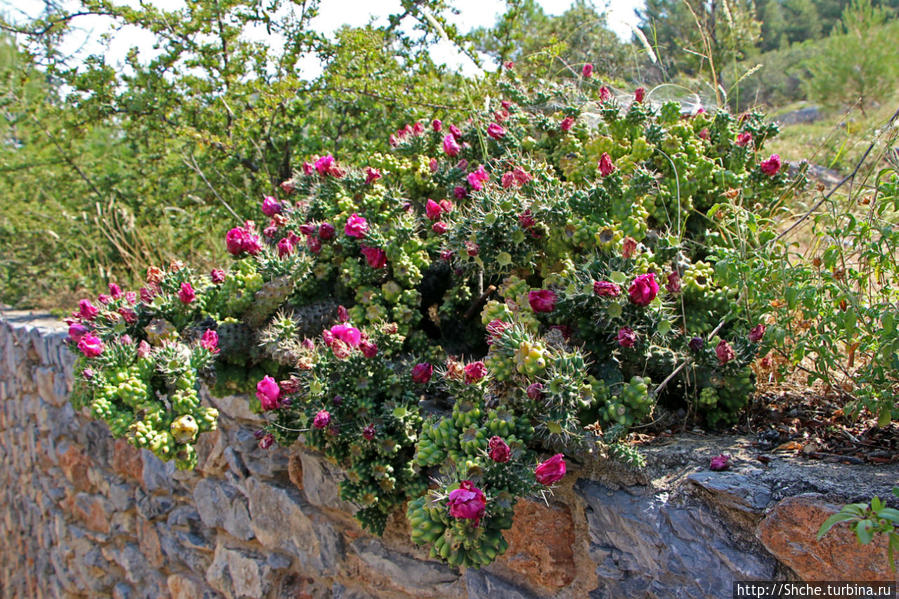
xmin=593 ymin=281 xmax=621 ymax=297
xmin=488 ymin=436 xmax=511 ymax=463
xmin=465 ymin=241 xmax=479 ymax=257
xmin=526 ymin=382 xmax=544 ymax=400
xmin=689 ymin=337 xmax=704 ymax=352
xmin=360 ymin=339 xmax=378 ymax=358
xmin=97 ymin=294 xmax=111 ymax=305
xmin=501 ymin=172 xmax=515 ymax=188
xmin=302 ymin=161 xmax=314 ymax=175
xmin=635 ymin=87 xmax=645 ymax=103
xmin=535 ymin=454 xmax=566 ymax=485
xmin=314 ymin=154 xmax=334 ymax=175
xmin=666 ymin=272 xmax=681 ymax=294
xmin=225 ymin=227 xmax=261 ymax=256
xmin=760 ymin=154 xmax=782 ymax=176
xmin=464 ymin=361 xmax=487 ymax=384
xmin=200 ymin=329 xmax=219 ymax=353
xmin=487 ymin=123 xmax=505 ymax=140
xmin=411 ymin=362 xmax=433 ymax=384
xmin=68 ymin=322 xmax=89 ymax=343
xmin=467 ymin=165 xmax=489 ymax=191
xmin=485 ymin=319 xmax=510 ymax=344
xmin=518 ymin=210 xmax=536 ymax=230
xmin=108 ymin=283 xmax=122 ymax=299
xmin=749 ymin=324 xmax=766 ymax=343
xmin=528 ymin=289 xmax=557 ymax=313
xmin=628 ymin=273 xmax=659 ymax=306
xmin=617 ymin=327 xmax=637 ymax=348
xmin=449 ymin=124 xmax=462 ymax=139
xmin=716 ymin=339 xmax=735 ymax=365
xmin=454 ymin=186 xmax=467 ymax=200
xmin=225 ymin=227 xmax=246 ymax=256
xmin=337 ymin=305 xmax=349 ymax=322
xmin=330 ymin=324 xmax=362 ymax=347
xmin=261 ymin=196 xmax=282 ymax=217
xmin=362 ymin=424 xmax=376 ymax=440
xmin=710 ymin=454 xmax=730 ymax=471
xmin=125 ymin=291 xmax=137 ymax=304
xmin=431 ymin=118 xmax=442 ymax=132
xmin=318 ymin=222 xmax=335 ymax=240
xmin=306 ymin=235 xmax=322 ymax=254
xmin=118 ymin=307 xmax=137 ymax=324
xmin=77 ymin=333 xmax=104 ymax=358
xmin=439 ymin=199 xmax=454 ymax=213
xmin=432 ymin=221 xmax=448 ymax=235
xmin=582 ymin=63 xmax=593 ymax=78
xmin=277 ymin=237 xmax=294 ymax=257
xmin=280 ymin=179 xmax=295 ymax=194
xmin=598 ymin=152 xmax=616 ymax=177
xmin=136 ymin=340 xmax=151 ymax=358
xmin=344 ymin=214 xmax=368 ymax=238
xmin=365 ymin=167 xmax=381 ymax=185
xmin=299 ymin=223 xmax=316 ymax=236
xmin=256 ymin=376 xmax=281 ymax=411
xmin=561 ymin=116 xmax=574 ymax=132
xmin=312 ymin=410 xmax=331 ymax=430
xmin=178 ymin=282 xmax=195 ymax=305
xmin=736 ymin=132 xmax=752 ymax=147
xmin=443 ymin=134 xmax=461 ymax=157
xmin=599 ymin=86 xmax=612 ymax=102
xmin=360 ymin=245 xmax=387 ymax=269
xmin=259 ymin=434 xmax=275 ymax=449
xmin=210 ymin=269 xmax=226 ymax=284
xmin=426 ymin=199 xmax=443 ymax=221
xmin=622 ymin=236 xmax=638 ymax=259
xmin=447 ymin=480 xmax=487 ymax=524
xmin=698 ymin=128 xmax=710 ymax=140
xmin=78 ymin=299 xmax=99 ymax=321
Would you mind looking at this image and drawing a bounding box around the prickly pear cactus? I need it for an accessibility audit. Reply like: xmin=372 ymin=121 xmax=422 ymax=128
xmin=68 ymin=75 xmax=796 ymax=567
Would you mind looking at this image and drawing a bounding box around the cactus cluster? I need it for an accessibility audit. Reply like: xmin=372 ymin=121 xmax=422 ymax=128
xmin=69 ymin=76 xmax=797 ymax=566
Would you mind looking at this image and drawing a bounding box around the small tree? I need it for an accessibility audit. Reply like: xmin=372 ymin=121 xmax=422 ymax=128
xmin=805 ymin=0 xmax=899 ymax=113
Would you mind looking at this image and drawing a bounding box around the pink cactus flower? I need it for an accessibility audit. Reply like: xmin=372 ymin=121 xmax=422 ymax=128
xmin=760 ymin=154 xmax=782 ymax=176
xmin=344 ymin=214 xmax=368 ymax=238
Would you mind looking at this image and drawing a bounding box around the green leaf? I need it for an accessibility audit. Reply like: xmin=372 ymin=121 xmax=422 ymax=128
xmin=876 ymin=508 xmax=899 ymax=525
xmin=817 ymin=512 xmax=858 ymax=539
xmin=854 ymin=519 xmax=875 ymax=545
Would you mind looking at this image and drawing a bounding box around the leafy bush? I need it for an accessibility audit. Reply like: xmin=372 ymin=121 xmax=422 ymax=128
xmin=66 ymin=75 xmax=799 ymax=566
xmin=805 ymin=0 xmax=899 ymax=113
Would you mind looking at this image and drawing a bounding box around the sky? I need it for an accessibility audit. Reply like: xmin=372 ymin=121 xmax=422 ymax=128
xmin=2 ymin=0 xmax=645 ymax=77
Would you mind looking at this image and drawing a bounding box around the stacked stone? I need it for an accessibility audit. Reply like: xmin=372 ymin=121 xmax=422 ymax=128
xmin=0 ymin=313 xmax=895 ymax=599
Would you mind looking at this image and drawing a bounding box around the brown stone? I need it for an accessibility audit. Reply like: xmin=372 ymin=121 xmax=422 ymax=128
xmin=196 ymin=428 xmax=226 ymax=475
xmin=288 ymin=452 xmax=303 ymax=490
xmin=138 ymin=518 xmax=164 ymax=568
xmin=757 ymin=495 xmax=897 ymax=582
xmin=112 ymin=438 xmax=143 ymax=481
xmin=70 ymin=493 xmax=112 ymax=534
xmin=497 ymin=498 xmax=575 ymax=590
xmin=167 ymin=573 xmax=205 ymax=599
xmin=59 ymin=444 xmax=93 ymax=492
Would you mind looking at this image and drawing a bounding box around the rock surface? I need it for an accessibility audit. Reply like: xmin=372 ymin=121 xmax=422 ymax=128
xmin=757 ymin=495 xmax=898 ymax=583
xmin=1 ymin=311 xmax=897 ymax=599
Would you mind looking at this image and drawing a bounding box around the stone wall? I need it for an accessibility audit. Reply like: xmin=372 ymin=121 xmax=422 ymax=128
xmin=0 ymin=311 xmax=896 ymax=599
